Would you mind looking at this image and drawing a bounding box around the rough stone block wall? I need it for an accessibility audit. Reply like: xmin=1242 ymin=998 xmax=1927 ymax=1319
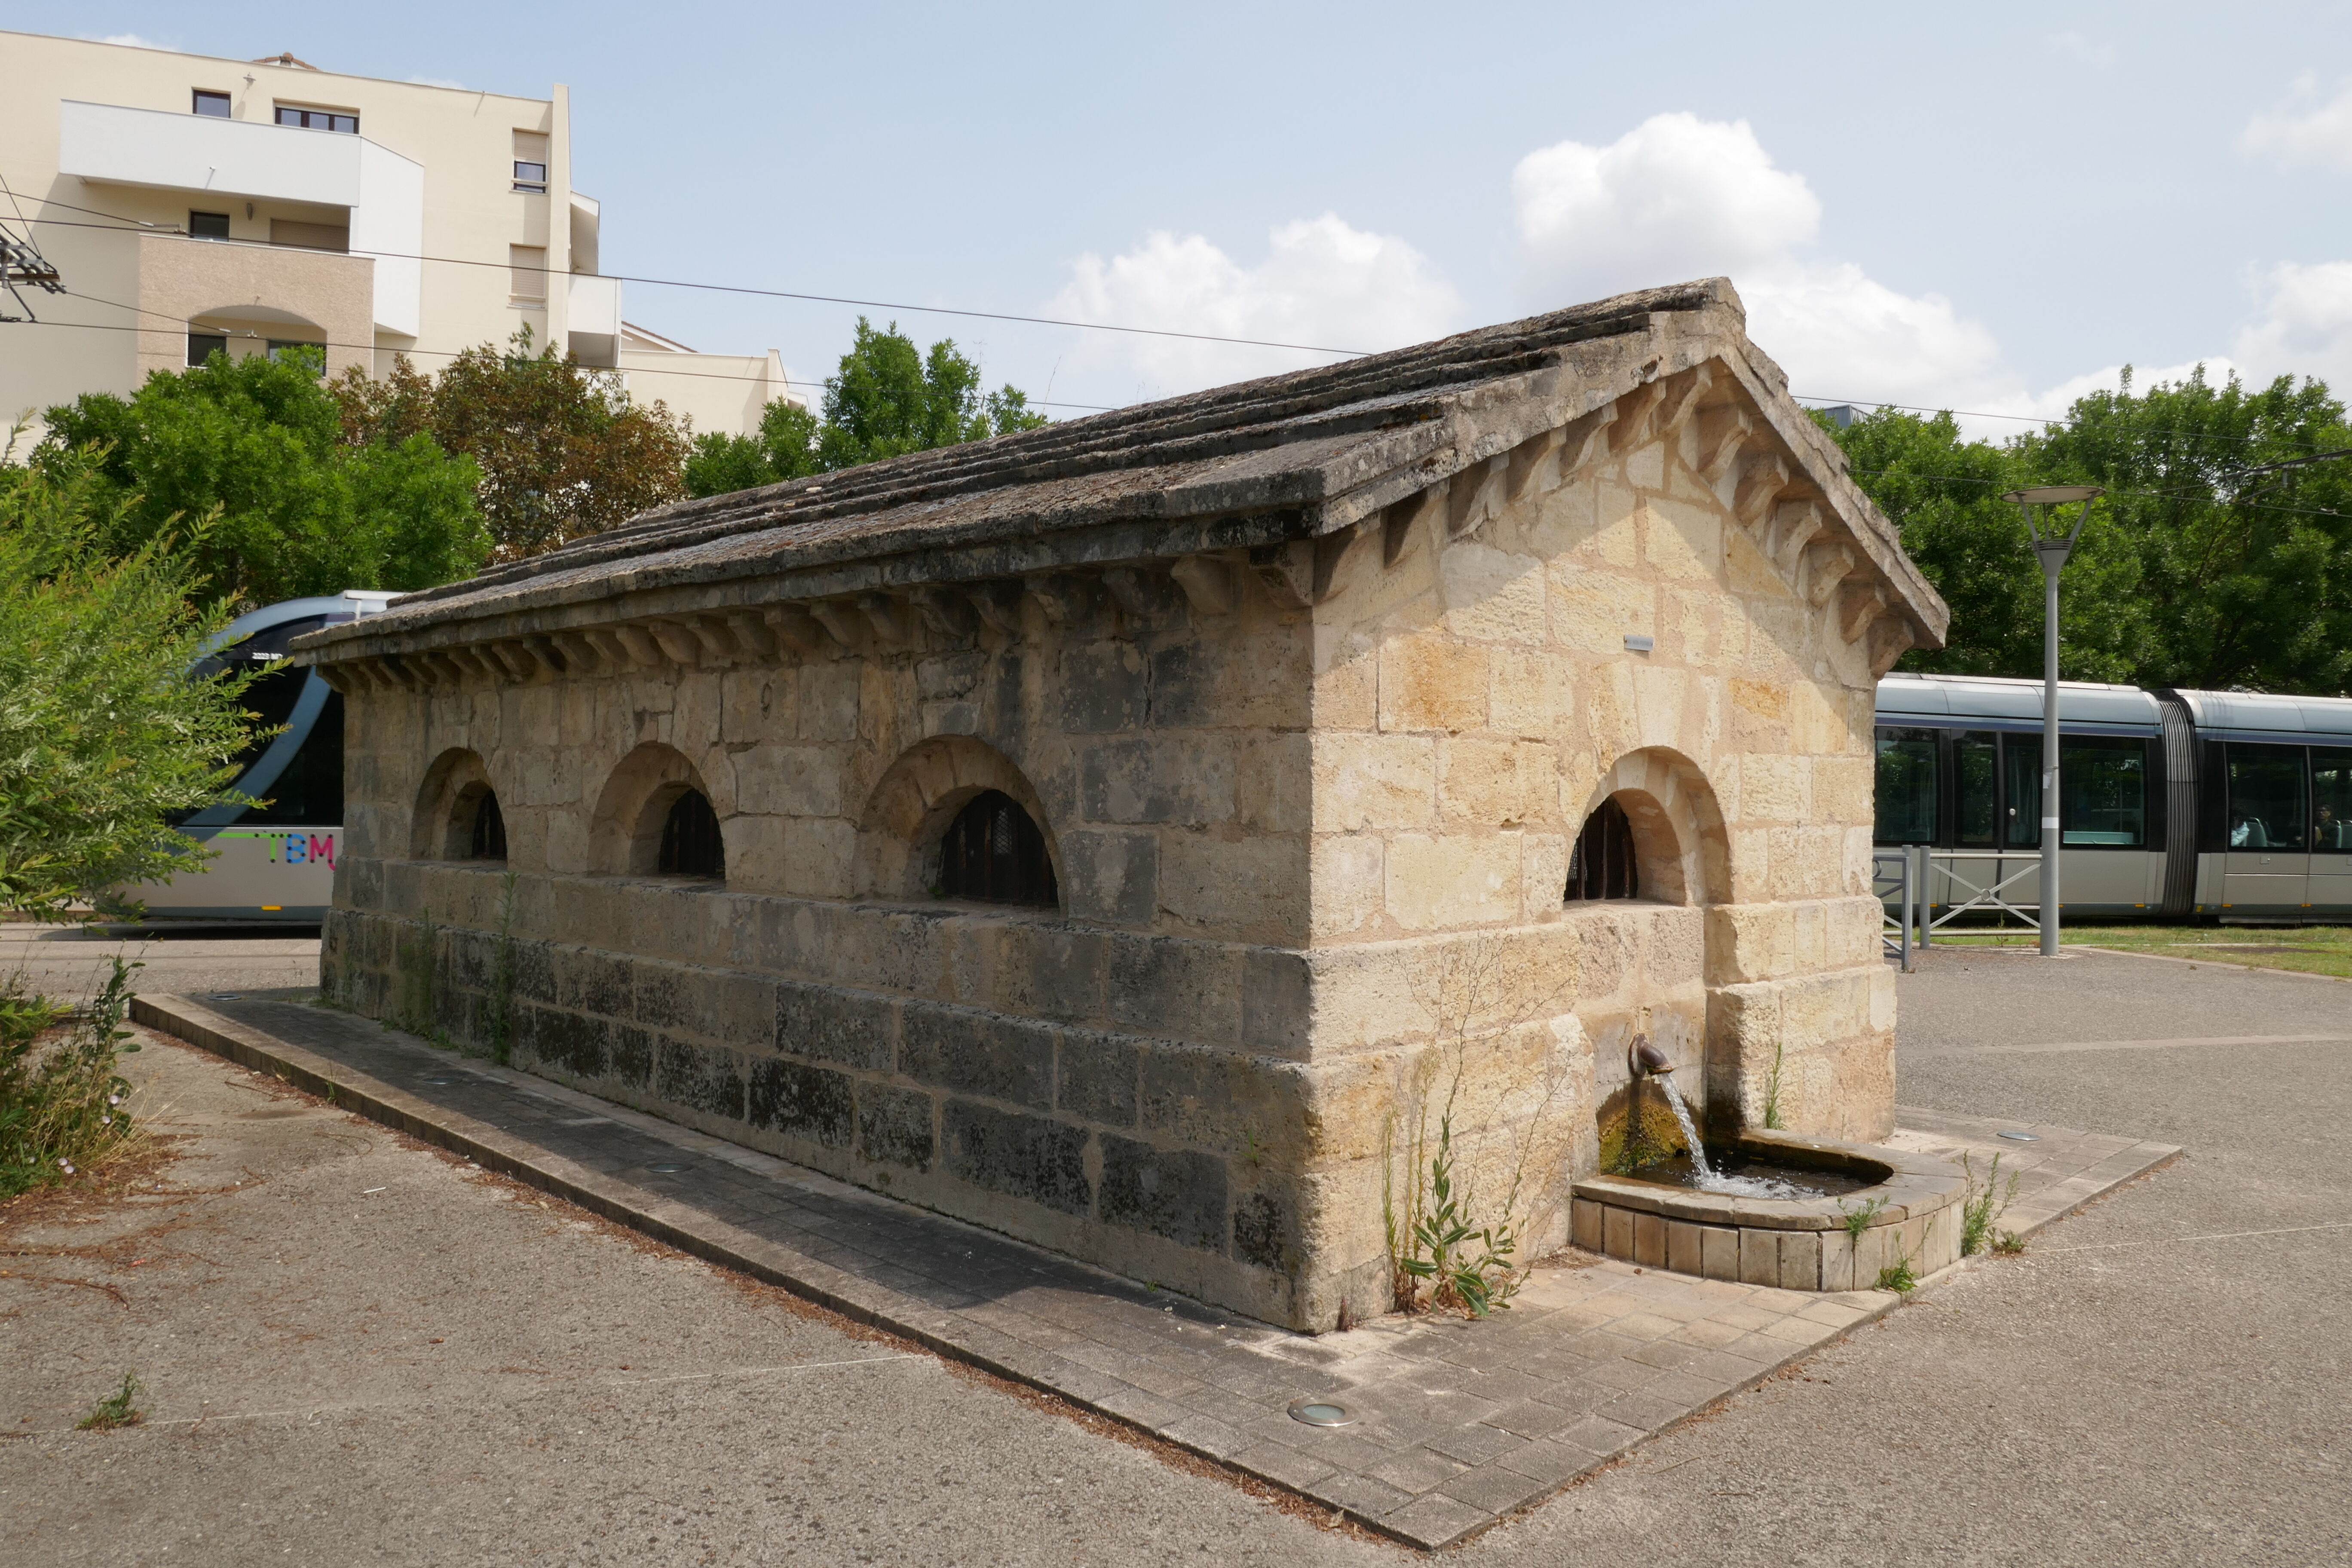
xmin=317 ymin=340 xmax=1911 ymax=1332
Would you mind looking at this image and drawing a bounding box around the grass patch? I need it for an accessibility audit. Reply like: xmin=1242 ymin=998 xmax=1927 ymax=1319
xmin=1928 ymin=922 xmax=2352 ymax=980
xmin=77 ymin=1372 xmax=144 ymax=1431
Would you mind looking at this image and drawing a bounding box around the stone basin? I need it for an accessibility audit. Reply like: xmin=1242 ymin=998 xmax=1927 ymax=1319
xmin=1569 ymin=1129 xmax=1965 ymax=1291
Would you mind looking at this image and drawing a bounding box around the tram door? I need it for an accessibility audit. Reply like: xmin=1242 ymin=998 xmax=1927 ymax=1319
xmin=2312 ymin=748 xmax=2352 ymax=912
xmin=2221 ymin=744 xmax=2309 ymax=911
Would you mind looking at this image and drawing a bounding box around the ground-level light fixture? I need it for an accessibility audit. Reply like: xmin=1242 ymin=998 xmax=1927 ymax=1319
xmin=1288 ymin=1399 xmax=1359 ymax=1427
xmin=2000 ymin=484 xmax=2107 ymax=958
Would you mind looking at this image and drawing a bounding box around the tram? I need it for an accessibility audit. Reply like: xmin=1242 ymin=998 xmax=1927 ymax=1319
xmin=1875 ymin=672 xmax=2352 ymax=922
xmin=123 ymin=590 xmax=399 ymax=922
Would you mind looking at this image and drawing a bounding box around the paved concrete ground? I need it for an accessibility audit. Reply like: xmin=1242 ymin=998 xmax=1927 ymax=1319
xmin=0 ymin=924 xmax=321 ymax=1001
xmin=135 ymin=992 xmax=2158 ymax=1548
xmin=5 ymin=944 xmax=2348 ymax=1563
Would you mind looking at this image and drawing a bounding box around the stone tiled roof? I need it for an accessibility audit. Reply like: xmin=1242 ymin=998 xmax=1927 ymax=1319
xmin=303 ymin=277 xmax=1947 ymax=656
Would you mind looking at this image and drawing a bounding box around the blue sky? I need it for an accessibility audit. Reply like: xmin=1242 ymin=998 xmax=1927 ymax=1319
xmin=24 ymin=1 xmax=2352 ymax=432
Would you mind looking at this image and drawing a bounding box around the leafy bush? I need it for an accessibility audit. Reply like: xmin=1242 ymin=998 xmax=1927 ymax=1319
xmin=0 ymin=456 xmax=261 ymax=916
xmin=0 ymin=957 xmax=143 ymax=1197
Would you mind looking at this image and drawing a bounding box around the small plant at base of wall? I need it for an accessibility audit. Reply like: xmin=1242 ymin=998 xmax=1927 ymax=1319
xmin=1761 ymin=1040 xmax=1787 ymax=1131
xmin=1837 ymin=1195 xmax=1888 ymax=1242
xmin=1382 ymin=937 xmax=1573 ymax=1320
xmin=1958 ymin=1152 xmax=2022 ymax=1257
xmin=485 ymin=871 xmax=519 ymax=1066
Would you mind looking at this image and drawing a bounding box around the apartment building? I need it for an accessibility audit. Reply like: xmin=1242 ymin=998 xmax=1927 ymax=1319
xmin=0 ymin=32 xmax=793 ymax=446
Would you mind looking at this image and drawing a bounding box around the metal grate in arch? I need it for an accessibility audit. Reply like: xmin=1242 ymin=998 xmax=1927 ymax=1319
xmin=658 ymin=789 xmax=725 ymax=879
xmin=1565 ymin=796 xmax=1640 ymax=901
xmin=938 ymin=790 xmax=1058 ymax=907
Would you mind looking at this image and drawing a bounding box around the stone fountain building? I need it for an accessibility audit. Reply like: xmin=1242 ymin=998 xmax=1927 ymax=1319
xmin=296 ymin=279 xmax=1948 ymax=1330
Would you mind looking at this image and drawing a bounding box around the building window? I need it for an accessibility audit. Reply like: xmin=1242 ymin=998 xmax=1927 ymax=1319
xmin=188 ymin=210 xmax=232 ymax=239
xmin=267 ymin=341 xmax=325 ymax=376
xmin=508 ymin=244 xmax=548 ymax=305
xmin=937 ymin=790 xmax=1058 ymax=907
xmin=276 ymin=105 xmax=358 ymax=134
xmin=187 ymin=332 xmax=230 ymax=367
xmin=467 ymin=791 xmax=508 ymax=861
xmin=193 ymin=90 xmax=231 ymax=117
xmin=513 ymin=161 xmax=548 ymax=193
xmin=656 ymin=790 xmax=724 ymax=879
xmin=1565 ymin=797 xmax=1640 ymax=901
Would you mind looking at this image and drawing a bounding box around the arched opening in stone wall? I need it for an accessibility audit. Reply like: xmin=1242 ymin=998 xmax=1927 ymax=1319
xmin=657 ymin=789 xmax=725 ymax=879
xmin=591 ymin=743 xmax=728 ymax=880
xmin=463 ymin=788 xmax=508 ymax=861
xmin=412 ymin=749 xmax=504 ymax=861
xmin=937 ymin=789 xmax=1058 ymax=906
xmin=1565 ymin=797 xmax=1640 ymax=901
xmin=854 ymin=736 xmax=1063 ymax=909
xmin=1571 ymin=749 xmax=1733 ymax=1167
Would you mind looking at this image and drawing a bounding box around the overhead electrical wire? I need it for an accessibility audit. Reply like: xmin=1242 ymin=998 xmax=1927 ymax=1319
xmin=15 ymin=208 xmax=2343 ymax=449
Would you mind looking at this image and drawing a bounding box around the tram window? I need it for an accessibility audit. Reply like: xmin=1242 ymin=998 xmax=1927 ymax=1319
xmin=2315 ymin=749 xmax=2352 ymax=851
xmin=232 ymin=684 xmax=344 ymax=826
xmin=2225 ymin=744 xmax=2306 ymax=852
xmin=1953 ymin=731 xmax=1997 ymax=846
xmin=2060 ymin=738 xmax=2146 ymax=846
xmin=2003 ymin=734 xmax=2042 ymax=848
xmin=1874 ymin=728 xmax=1937 ymax=844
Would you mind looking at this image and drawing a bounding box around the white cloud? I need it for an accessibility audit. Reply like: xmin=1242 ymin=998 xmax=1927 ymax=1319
xmin=408 ymin=75 xmax=471 ymax=90
xmin=2232 ymin=260 xmax=2352 ymax=384
xmin=1510 ymin=113 xmax=2002 ymax=407
xmin=1513 ymin=113 xmax=1819 ymax=298
xmin=83 ymin=33 xmax=179 ymax=51
xmin=1045 ymin=214 xmax=1463 ymax=400
xmin=2241 ymin=74 xmax=2352 ymax=173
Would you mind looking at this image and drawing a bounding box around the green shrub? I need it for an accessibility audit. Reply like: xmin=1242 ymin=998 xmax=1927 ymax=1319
xmin=0 ymin=957 xmax=144 ymax=1197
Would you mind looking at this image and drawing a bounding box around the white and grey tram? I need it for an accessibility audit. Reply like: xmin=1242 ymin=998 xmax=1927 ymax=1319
xmin=121 ymin=589 xmax=398 ymax=922
xmin=1875 ymin=671 xmax=2352 ymax=922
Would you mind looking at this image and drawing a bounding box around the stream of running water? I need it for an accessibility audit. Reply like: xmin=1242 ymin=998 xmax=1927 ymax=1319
xmin=1649 ymin=1072 xmax=1830 ymax=1201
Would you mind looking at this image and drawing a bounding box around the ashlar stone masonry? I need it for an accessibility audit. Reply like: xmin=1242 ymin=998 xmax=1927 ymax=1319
xmin=295 ymin=279 xmax=1948 ymax=1331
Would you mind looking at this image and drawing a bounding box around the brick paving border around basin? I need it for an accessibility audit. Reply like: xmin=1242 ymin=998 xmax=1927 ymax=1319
xmin=130 ymin=992 xmax=2180 ymax=1550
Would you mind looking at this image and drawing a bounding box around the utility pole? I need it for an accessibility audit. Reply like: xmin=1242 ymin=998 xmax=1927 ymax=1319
xmin=2000 ymin=485 xmax=2104 ymax=957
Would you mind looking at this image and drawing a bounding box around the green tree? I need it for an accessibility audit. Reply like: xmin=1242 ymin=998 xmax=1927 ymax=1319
xmin=1826 ymin=368 xmax=2352 ymax=694
xmin=335 ymin=330 xmax=692 ymax=561
xmin=682 ymin=318 xmax=1050 ymax=499
xmin=36 ymin=352 xmax=488 ymax=607
xmin=682 ymin=397 xmax=821 ymax=496
xmin=0 ymin=454 xmax=259 ymax=917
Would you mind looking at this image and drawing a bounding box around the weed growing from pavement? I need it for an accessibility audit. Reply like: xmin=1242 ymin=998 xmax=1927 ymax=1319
xmin=1958 ymin=1152 xmax=2022 ymax=1257
xmin=1875 ymin=1258 xmax=1920 ymax=1293
xmin=1837 ymin=1195 xmax=1888 ymax=1242
xmin=77 ymin=1371 xmax=144 ymax=1430
xmin=0 ymin=956 xmax=145 ymax=1197
xmin=1991 ymin=1229 xmax=2027 ymax=1255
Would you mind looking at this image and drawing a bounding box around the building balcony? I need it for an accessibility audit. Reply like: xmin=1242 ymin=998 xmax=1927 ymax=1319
xmin=126 ymin=230 xmax=375 ymax=384
xmin=60 ymin=100 xmax=422 ymax=336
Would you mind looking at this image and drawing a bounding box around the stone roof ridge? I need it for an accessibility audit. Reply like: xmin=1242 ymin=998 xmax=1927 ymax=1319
xmin=383 ymin=280 xmax=1730 ymax=612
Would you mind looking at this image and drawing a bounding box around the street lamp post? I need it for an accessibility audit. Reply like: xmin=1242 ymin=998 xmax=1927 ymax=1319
xmin=2000 ymin=485 xmax=2105 ymax=957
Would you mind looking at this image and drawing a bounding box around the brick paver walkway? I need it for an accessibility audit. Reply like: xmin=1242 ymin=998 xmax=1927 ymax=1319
xmin=132 ymin=992 xmax=2177 ymax=1549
